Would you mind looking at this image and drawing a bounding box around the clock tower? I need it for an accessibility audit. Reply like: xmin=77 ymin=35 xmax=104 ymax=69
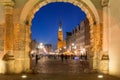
xmin=57 ymin=20 xmax=66 ymax=49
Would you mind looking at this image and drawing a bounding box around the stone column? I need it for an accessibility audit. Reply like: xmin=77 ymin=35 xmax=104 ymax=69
xmin=25 ymin=22 xmax=32 ymax=72
xmin=3 ymin=0 xmax=15 ymax=73
xmin=93 ymin=23 xmax=98 ymax=71
xmin=12 ymin=21 xmax=31 ymax=73
xmin=89 ymin=20 xmax=97 ymax=72
xmin=0 ymin=24 xmax=6 ymax=73
xmin=99 ymin=0 xmax=109 ymax=74
xmin=13 ymin=23 xmax=26 ymax=73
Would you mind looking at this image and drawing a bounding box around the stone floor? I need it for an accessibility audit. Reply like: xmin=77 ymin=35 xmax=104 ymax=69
xmin=0 ymin=56 xmax=120 ymax=80
xmin=0 ymin=73 xmax=120 ymax=80
xmin=32 ymin=56 xmax=89 ymax=74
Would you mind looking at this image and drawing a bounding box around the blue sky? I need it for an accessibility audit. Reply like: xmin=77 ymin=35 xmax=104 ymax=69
xmin=31 ymin=2 xmax=86 ymax=49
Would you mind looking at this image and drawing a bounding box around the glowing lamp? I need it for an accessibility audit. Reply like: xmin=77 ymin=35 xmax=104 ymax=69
xmin=21 ymin=75 xmax=27 ymax=78
xmin=98 ymin=74 xmax=103 ymax=78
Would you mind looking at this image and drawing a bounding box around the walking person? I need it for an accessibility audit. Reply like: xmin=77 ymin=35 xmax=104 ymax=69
xmin=33 ymin=53 xmax=39 ymax=73
xmin=60 ymin=53 xmax=64 ymax=62
xmin=35 ymin=54 xmax=39 ymax=65
xmin=65 ymin=54 xmax=68 ymax=61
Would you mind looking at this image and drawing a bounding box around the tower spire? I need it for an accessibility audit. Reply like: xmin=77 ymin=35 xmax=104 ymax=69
xmin=57 ymin=19 xmax=66 ymax=49
xmin=59 ymin=19 xmax=62 ymax=31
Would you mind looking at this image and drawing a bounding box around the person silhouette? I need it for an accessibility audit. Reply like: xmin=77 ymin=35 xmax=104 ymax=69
xmin=35 ymin=54 xmax=40 ymax=65
xmin=60 ymin=53 xmax=64 ymax=62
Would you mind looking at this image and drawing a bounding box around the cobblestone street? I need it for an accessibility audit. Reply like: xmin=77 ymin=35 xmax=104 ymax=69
xmin=0 ymin=56 xmax=120 ymax=80
xmin=32 ymin=56 xmax=89 ymax=74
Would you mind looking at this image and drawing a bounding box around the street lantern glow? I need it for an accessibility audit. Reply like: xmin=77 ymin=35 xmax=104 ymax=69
xmin=60 ymin=48 xmax=62 ymax=50
xmin=80 ymin=48 xmax=86 ymax=55
xmin=80 ymin=50 xmax=84 ymax=53
xmin=74 ymin=46 xmax=76 ymax=49
xmin=82 ymin=48 xmax=85 ymax=52
xmin=72 ymin=43 xmax=74 ymax=46
xmin=64 ymin=46 xmax=66 ymax=49
xmin=38 ymin=43 xmax=44 ymax=49
xmin=21 ymin=74 xmax=27 ymax=79
xmin=98 ymin=74 xmax=103 ymax=78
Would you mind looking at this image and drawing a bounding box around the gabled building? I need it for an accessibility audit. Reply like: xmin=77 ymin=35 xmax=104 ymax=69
xmin=44 ymin=44 xmax=53 ymax=53
xmin=66 ymin=32 xmax=72 ymax=51
xmin=66 ymin=18 xmax=90 ymax=56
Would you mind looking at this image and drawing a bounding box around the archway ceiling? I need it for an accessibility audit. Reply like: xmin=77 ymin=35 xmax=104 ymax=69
xmin=20 ymin=0 xmax=100 ymax=25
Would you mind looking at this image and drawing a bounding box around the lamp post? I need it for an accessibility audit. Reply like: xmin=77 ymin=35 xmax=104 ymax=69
xmin=80 ymin=48 xmax=86 ymax=60
xmin=38 ymin=43 xmax=44 ymax=49
xmin=71 ymin=43 xmax=76 ymax=55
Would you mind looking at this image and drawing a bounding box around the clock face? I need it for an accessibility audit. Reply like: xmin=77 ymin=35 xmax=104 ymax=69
xmin=58 ymin=38 xmax=61 ymax=41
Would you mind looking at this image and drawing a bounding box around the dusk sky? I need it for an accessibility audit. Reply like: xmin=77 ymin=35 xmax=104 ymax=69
xmin=31 ymin=2 xmax=86 ymax=49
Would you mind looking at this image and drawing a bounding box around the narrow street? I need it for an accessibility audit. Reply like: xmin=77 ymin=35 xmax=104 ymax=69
xmin=32 ymin=56 xmax=89 ymax=74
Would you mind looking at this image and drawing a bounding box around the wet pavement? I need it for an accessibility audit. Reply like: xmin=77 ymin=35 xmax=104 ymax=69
xmin=0 ymin=56 xmax=120 ymax=80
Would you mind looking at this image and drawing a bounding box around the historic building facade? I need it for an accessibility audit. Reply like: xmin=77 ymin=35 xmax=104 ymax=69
xmin=66 ymin=18 xmax=90 ymax=56
xmin=44 ymin=44 xmax=53 ymax=53
xmin=30 ymin=39 xmax=39 ymax=51
xmin=66 ymin=32 xmax=72 ymax=52
xmin=57 ymin=21 xmax=66 ymax=51
xmin=0 ymin=0 xmax=120 ymax=78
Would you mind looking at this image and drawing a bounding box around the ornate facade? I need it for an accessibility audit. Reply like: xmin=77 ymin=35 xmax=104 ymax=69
xmin=57 ymin=21 xmax=66 ymax=50
xmin=66 ymin=18 xmax=90 ymax=56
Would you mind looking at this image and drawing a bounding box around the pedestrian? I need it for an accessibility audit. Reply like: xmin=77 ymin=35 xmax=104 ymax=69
xmin=35 ymin=54 xmax=39 ymax=65
xmin=65 ymin=54 xmax=68 ymax=61
xmin=60 ymin=53 xmax=64 ymax=62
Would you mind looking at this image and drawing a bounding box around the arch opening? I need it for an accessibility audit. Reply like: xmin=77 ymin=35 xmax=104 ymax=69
xmin=31 ymin=2 xmax=86 ymax=50
xmin=24 ymin=1 xmax=100 ymax=73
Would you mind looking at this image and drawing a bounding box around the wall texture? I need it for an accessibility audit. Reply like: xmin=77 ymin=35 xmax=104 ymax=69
xmin=109 ymin=0 xmax=120 ymax=77
xmin=0 ymin=2 xmax=5 ymax=24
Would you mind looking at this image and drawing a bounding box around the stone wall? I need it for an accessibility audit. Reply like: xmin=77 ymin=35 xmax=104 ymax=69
xmin=0 ymin=2 xmax=5 ymax=24
xmin=109 ymin=0 xmax=120 ymax=77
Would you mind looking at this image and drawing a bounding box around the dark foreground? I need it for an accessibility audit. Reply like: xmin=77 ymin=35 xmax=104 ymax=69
xmin=0 ymin=73 xmax=120 ymax=80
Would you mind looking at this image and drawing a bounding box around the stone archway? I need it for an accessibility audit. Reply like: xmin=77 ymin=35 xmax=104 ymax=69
xmin=20 ymin=0 xmax=102 ymax=74
xmin=0 ymin=0 xmax=109 ymax=74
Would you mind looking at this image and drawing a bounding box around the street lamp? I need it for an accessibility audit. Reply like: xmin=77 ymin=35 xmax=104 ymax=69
xmin=80 ymin=48 xmax=87 ymax=60
xmin=71 ymin=43 xmax=76 ymax=49
xmin=71 ymin=43 xmax=76 ymax=55
xmin=80 ymin=48 xmax=86 ymax=55
xmin=64 ymin=46 xmax=66 ymax=49
xmin=98 ymin=74 xmax=103 ymax=78
xmin=21 ymin=74 xmax=27 ymax=79
xmin=72 ymin=43 xmax=74 ymax=46
xmin=38 ymin=43 xmax=44 ymax=49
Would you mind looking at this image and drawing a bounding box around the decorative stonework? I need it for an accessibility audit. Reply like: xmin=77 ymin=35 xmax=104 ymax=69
xmin=0 ymin=27 xmax=4 ymax=51
xmin=24 ymin=0 xmax=101 ymax=71
xmin=21 ymin=0 xmax=100 ymax=26
xmin=2 ymin=0 xmax=15 ymax=7
xmin=101 ymin=0 xmax=109 ymax=7
xmin=89 ymin=22 xmax=102 ymax=53
xmin=0 ymin=40 xmax=4 ymax=51
xmin=99 ymin=51 xmax=109 ymax=74
xmin=0 ymin=28 xmax=4 ymax=39
xmin=14 ymin=40 xmax=25 ymax=50
xmin=25 ymin=24 xmax=31 ymax=54
xmin=3 ymin=0 xmax=15 ymax=52
xmin=3 ymin=51 xmax=14 ymax=61
xmin=14 ymin=24 xmax=25 ymax=50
